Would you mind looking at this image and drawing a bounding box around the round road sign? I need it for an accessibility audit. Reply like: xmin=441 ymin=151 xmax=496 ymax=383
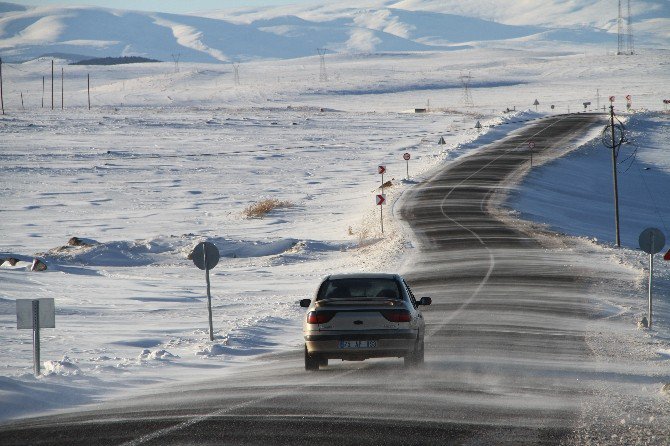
xmin=192 ymin=241 xmax=220 ymax=270
xmin=528 ymin=141 xmax=536 ymax=149
xmin=403 ymin=153 xmax=411 ymax=161
xmin=639 ymin=228 xmax=665 ymax=255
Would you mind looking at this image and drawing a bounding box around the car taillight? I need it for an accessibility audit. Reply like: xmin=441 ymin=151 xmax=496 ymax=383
xmin=307 ymin=311 xmax=335 ymax=324
xmin=381 ymin=310 xmax=411 ymax=323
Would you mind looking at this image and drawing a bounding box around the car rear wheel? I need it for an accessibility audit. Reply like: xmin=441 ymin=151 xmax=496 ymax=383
xmin=403 ymin=339 xmax=424 ymax=368
xmin=305 ymin=345 xmax=320 ymax=371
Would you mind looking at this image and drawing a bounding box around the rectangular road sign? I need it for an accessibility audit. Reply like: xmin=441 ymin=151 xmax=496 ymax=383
xmin=378 ymin=165 xmax=386 ymax=175
xmin=17 ymin=298 xmax=55 ymax=329
xmin=376 ymin=194 xmax=386 ymax=206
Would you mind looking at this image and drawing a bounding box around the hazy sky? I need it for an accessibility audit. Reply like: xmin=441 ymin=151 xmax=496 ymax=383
xmin=15 ymin=0 xmax=319 ymax=14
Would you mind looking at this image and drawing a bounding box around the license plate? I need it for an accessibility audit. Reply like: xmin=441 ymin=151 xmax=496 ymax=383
xmin=339 ymin=340 xmax=377 ymax=349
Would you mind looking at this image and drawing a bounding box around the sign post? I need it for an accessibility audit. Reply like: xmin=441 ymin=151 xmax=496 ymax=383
xmin=376 ymin=194 xmax=386 ymax=234
xmin=528 ymin=141 xmax=535 ymax=167
xmin=16 ymin=298 xmax=55 ymax=376
xmin=192 ymin=241 xmax=220 ymax=341
xmin=403 ymin=153 xmax=410 ymax=180
xmin=639 ymin=228 xmax=666 ymax=329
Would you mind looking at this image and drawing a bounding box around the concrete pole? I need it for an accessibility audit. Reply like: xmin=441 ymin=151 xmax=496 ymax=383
xmin=610 ymin=105 xmax=621 ymax=247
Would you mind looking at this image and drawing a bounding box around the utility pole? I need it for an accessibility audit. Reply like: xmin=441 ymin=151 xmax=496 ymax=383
xmin=42 ymin=76 xmax=45 ymax=108
xmin=61 ymin=67 xmax=64 ymax=110
xmin=51 ymin=60 xmax=54 ymax=110
xmin=232 ymin=63 xmax=240 ymax=86
xmin=617 ymin=0 xmax=624 ymax=55
xmin=608 ymin=104 xmax=622 ymax=247
xmin=87 ymin=73 xmax=91 ymax=110
xmin=317 ymin=48 xmax=328 ymax=82
xmin=171 ymin=53 xmax=180 ymax=73
xmin=596 ymin=88 xmax=600 ymax=110
xmin=0 ymin=57 xmax=4 ymax=115
xmin=459 ymin=72 xmax=474 ymax=108
xmin=626 ymin=0 xmax=634 ymax=55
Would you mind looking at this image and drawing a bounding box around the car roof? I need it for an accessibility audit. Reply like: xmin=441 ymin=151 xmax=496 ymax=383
xmin=325 ymin=273 xmax=400 ymax=281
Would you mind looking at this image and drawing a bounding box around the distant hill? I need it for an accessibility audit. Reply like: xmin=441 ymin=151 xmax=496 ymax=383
xmin=70 ymin=56 xmax=160 ymax=65
xmin=0 ymin=1 xmax=667 ymax=63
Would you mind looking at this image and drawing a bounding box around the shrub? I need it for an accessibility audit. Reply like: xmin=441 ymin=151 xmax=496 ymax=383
xmin=243 ymin=199 xmax=293 ymax=218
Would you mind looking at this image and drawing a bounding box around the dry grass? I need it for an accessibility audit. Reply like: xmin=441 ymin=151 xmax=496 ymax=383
xmin=243 ymin=198 xmax=293 ymax=218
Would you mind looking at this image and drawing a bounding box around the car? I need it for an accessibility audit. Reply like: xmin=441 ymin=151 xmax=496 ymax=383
xmin=299 ymin=273 xmax=431 ymax=371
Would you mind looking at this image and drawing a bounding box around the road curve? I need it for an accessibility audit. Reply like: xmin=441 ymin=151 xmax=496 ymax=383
xmin=0 ymin=114 xmax=610 ymax=445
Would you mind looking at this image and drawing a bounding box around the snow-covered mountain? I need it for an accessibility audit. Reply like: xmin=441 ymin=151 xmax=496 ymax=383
xmin=0 ymin=0 xmax=667 ymax=63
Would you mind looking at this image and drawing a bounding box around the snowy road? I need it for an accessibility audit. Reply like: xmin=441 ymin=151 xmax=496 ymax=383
xmin=1 ymin=114 xmax=665 ymax=445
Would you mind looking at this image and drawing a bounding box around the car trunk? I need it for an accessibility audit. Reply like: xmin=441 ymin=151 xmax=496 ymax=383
xmin=314 ymin=299 xmax=404 ymax=331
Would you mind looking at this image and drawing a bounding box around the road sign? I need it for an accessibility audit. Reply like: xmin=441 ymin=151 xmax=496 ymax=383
xmin=192 ymin=241 xmax=220 ymax=341
xmin=17 ymin=298 xmax=55 ymax=329
xmin=528 ymin=141 xmax=535 ymax=149
xmin=626 ymin=95 xmax=632 ymax=101
xmin=639 ymin=228 xmax=665 ymax=254
xmin=403 ymin=153 xmax=410 ymax=161
xmin=376 ymin=194 xmax=386 ymax=206
xmin=551 ymin=104 xmax=555 ymax=109
xmin=378 ymin=165 xmax=386 ymax=175
xmin=192 ymin=242 xmax=220 ymax=270
xmin=438 ymin=136 xmax=446 ymax=145
xmin=474 ymin=121 xmax=482 ymax=130
xmin=609 ymin=96 xmax=615 ymax=102
xmin=533 ymin=99 xmax=539 ymax=105
xmin=639 ymin=228 xmax=666 ymax=330
xmin=665 ymin=249 xmax=670 ymax=261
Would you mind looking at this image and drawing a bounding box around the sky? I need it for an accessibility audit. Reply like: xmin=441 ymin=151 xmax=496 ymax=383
xmin=13 ymin=0 xmax=319 ymax=14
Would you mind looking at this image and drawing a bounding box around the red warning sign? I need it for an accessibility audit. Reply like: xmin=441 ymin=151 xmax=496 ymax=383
xmin=376 ymin=194 xmax=386 ymax=206
xmin=664 ymin=249 xmax=670 ymax=261
xmin=378 ymin=165 xmax=386 ymax=175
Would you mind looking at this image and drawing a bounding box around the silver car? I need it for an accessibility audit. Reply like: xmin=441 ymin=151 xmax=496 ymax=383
xmin=299 ymin=273 xmax=431 ymax=371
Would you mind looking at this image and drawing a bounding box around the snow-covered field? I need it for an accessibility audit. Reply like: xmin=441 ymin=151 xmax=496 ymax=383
xmin=1 ymin=2 xmax=669 ymax=423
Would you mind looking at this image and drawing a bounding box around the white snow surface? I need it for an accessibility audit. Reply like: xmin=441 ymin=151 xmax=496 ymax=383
xmin=0 ymin=1 xmax=669 ymax=424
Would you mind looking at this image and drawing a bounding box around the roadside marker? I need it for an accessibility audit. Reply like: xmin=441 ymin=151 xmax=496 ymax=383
xmin=376 ymin=194 xmax=386 ymax=234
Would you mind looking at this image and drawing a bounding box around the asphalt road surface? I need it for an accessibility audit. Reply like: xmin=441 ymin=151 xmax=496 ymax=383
xmin=2 ymin=114 xmax=627 ymax=445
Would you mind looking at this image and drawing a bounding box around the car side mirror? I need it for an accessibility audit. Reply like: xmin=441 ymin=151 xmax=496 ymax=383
xmin=299 ymin=299 xmax=311 ymax=308
xmin=418 ymin=297 xmax=432 ymax=306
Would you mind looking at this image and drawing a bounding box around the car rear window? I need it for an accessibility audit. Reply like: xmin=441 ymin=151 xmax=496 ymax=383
xmin=317 ymin=278 xmax=402 ymax=300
